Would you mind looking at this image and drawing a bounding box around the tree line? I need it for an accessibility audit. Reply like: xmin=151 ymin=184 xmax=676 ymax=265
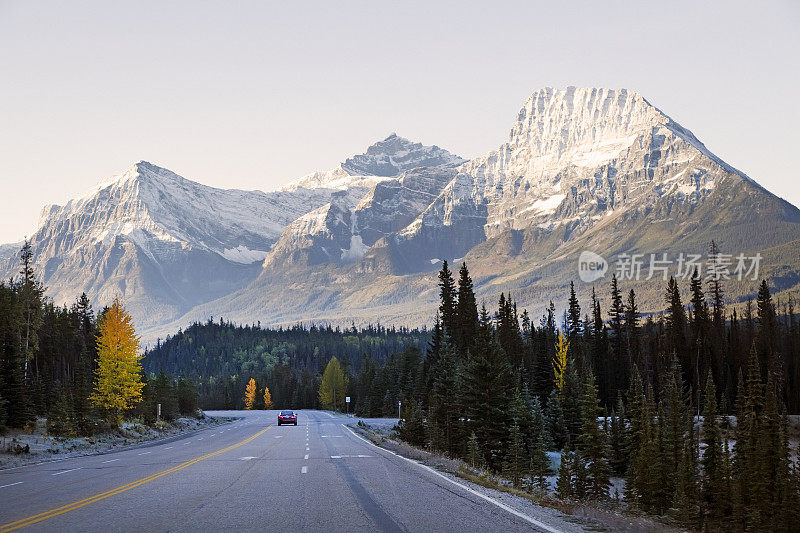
xmin=380 ymin=259 xmax=799 ymax=531
xmin=0 ymin=242 xmax=199 ymax=436
xmin=142 ymin=318 xmax=430 ymax=410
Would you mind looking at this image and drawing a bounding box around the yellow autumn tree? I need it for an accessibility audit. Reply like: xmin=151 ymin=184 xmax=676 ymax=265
xmin=89 ymin=298 xmax=144 ymax=426
xmin=553 ymin=331 xmax=569 ymax=393
xmin=318 ymin=356 xmax=346 ymax=411
xmin=244 ymin=378 xmax=257 ymax=409
xmin=263 ymin=386 xmax=273 ymax=410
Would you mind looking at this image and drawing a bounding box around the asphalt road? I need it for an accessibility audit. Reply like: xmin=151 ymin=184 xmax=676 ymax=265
xmin=0 ymin=410 xmax=573 ymax=532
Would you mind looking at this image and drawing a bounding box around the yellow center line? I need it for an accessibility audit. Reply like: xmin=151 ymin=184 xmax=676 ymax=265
xmin=0 ymin=425 xmax=272 ymax=532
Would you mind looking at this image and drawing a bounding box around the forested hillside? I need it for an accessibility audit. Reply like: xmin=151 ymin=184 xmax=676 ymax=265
xmin=142 ymin=321 xmax=429 ymax=410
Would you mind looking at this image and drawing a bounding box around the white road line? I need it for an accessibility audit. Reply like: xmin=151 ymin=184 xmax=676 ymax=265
xmin=183 ymin=442 xmax=190 ymax=445
xmin=197 ymin=438 xmax=203 ymax=441
xmin=102 ymin=459 xmax=120 ymax=464
xmin=301 ymin=466 xmax=308 ymax=474
xmin=306 ymin=447 xmax=310 ymax=451
xmin=52 ymin=467 xmax=82 ymax=476
xmin=304 ymin=454 xmax=309 ymax=460
xmin=0 ymin=482 xmax=23 ymax=489
xmin=210 ymin=434 xmax=216 ymax=437
xmin=342 ymin=425 xmax=564 ymax=533
xmin=164 ymin=446 xmax=174 ymax=450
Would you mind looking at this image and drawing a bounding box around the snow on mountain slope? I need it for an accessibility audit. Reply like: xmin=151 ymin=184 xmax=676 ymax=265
xmin=262 ymin=137 xmax=465 ymax=270
xmin=281 ymin=133 xmax=464 ymax=192
xmin=391 ymin=87 xmax=752 ymax=269
xmin=153 ymin=86 xmax=800 ymax=340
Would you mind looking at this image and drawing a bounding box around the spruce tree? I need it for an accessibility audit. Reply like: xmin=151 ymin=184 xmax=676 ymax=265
xmin=556 ymin=452 xmax=573 ymax=499
xmin=576 ymin=372 xmax=610 ymax=500
xmin=700 ymin=372 xmax=728 ymax=526
xmin=567 ymin=281 xmax=582 ymax=340
xmin=504 ymin=422 xmax=527 ymax=488
xmin=437 ymin=261 xmax=458 ymax=339
xmin=455 ymin=262 xmax=479 ymax=352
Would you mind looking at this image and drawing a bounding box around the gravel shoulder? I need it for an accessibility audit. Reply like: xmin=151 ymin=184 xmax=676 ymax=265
xmin=350 ymin=419 xmax=684 ymax=533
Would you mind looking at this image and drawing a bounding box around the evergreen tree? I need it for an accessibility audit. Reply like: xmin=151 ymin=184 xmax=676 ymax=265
xmin=397 ymin=398 xmax=426 ymax=447
xmin=556 ymin=452 xmax=573 ymax=499
xmin=46 ymin=385 xmax=75 ymax=437
xmin=567 ymin=281 xmax=582 ymax=340
xmin=577 ymin=372 xmax=610 ymax=500
xmin=438 ymin=261 xmax=458 ymax=338
xmin=454 ymin=262 xmax=479 ymax=352
xmin=504 ymin=422 xmax=527 ymax=488
xmin=700 ymin=372 xmax=729 ymax=526
xmin=608 ymin=275 xmax=627 ymax=401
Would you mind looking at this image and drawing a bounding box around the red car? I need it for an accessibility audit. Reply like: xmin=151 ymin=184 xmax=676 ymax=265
xmin=277 ymin=410 xmax=297 ymax=426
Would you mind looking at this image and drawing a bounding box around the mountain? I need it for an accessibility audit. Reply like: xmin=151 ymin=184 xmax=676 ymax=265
xmin=0 ymin=137 xmax=464 ymax=331
xmin=5 ymin=87 xmax=800 ymax=341
xmin=150 ymin=87 xmax=800 ymax=339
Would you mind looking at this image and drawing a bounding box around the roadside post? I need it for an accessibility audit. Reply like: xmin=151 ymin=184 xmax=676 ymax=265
xmin=345 ymin=396 xmax=350 ymax=415
xmin=157 ymin=403 xmax=161 ymax=422
xmin=398 ymin=400 xmax=401 ymax=420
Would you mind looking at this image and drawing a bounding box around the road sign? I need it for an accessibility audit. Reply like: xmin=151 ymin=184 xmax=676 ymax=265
xmin=345 ymin=396 xmax=350 ymax=403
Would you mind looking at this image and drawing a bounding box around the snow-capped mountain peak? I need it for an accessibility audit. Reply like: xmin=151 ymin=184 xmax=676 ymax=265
xmin=341 ymin=133 xmax=465 ymax=177
xmin=281 ymin=134 xmax=465 ymax=192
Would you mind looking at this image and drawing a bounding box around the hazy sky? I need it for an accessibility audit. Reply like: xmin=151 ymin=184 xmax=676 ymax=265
xmin=1 ymin=1 xmax=798 ymax=243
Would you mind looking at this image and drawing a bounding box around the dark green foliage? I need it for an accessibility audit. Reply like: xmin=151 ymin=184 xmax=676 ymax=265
xmin=556 ymin=452 xmax=573 ymax=499
xmin=397 ymin=398 xmax=426 ymax=447
xmin=438 ymin=261 xmax=457 ymax=338
xmin=177 ymin=378 xmax=199 ymax=416
xmin=46 ymin=385 xmax=75 ymax=437
xmin=577 ymin=372 xmax=610 ymax=500
xmin=503 ymin=423 xmax=526 ymax=488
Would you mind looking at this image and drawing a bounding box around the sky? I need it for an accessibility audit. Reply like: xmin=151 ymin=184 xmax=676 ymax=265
xmin=0 ymin=0 xmax=798 ymax=243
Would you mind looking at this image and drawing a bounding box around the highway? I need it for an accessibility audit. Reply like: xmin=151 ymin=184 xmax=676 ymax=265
xmin=0 ymin=411 xmax=580 ymax=532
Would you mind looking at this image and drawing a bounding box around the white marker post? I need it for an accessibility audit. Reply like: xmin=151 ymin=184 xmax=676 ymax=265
xmin=157 ymin=403 xmax=161 ymax=422
xmin=345 ymin=396 xmax=350 ymax=415
xmin=398 ymin=400 xmax=401 ymax=420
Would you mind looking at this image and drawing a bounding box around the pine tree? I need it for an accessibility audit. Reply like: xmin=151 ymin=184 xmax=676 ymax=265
xmin=608 ymin=274 xmax=627 ymax=401
xmin=467 ymin=431 xmax=481 ymax=468
xmin=700 ymin=372 xmax=728 ymax=526
xmin=47 ymin=385 xmax=75 ymax=437
xmin=88 ymin=299 xmax=144 ymax=426
xmin=398 ymin=398 xmax=426 ymax=447
xmin=577 ymin=372 xmax=610 ymax=500
xmin=545 ymin=389 xmax=568 ymax=451
xmin=567 ymin=281 xmax=582 ymax=340
xmin=438 ymin=261 xmax=458 ymax=338
xmin=556 ymin=452 xmax=573 ymax=499
xmin=529 ymin=430 xmax=550 ymax=494
xmin=625 ymin=289 xmax=640 ymax=372
xmin=504 ymin=422 xmax=527 ymax=488
xmin=18 ymin=240 xmax=44 ymax=382
xmin=455 ymin=262 xmax=479 ymax=352
xmin=673 ymin=412 xmax=700 ymax=526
